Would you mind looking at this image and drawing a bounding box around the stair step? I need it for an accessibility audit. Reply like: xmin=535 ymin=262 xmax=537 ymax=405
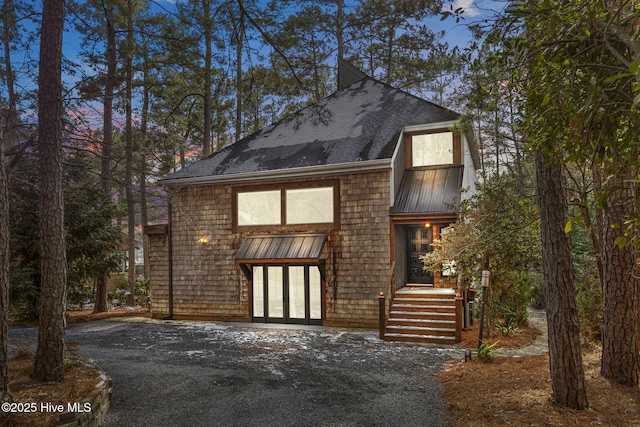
xmin=390 ymin=310 xmax=455 ymax=317
xmin=392 ymin=296 xmax=455 ymax=304
xmin=389 ymin=314 xmax=455 ymax=323
xmin=388 ymin=318 xmax=455 ymax=327
xmin=391 ymin=304 xmax=456 ymax=312
xmin=395 ymin=288 xmax=455 ymax=294
xmin=385 ymin=288 xmax=459 ymax=345
xmin=395 ymin=289 xmax=456 ymax=296
xmin=387 ymin=325 xmax=455 ymax=336
xmin=383 ymin=333 xmax=456 ymax=344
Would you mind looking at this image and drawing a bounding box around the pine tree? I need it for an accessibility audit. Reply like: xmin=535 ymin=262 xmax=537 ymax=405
xmin=33 ymin=0 xmax=67 ymax=382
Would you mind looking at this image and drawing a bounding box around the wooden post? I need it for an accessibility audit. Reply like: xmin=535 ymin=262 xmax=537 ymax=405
xmin=477 ymin=270 xmax=490 ymax=348
xmin=455 ymin=292 xmax=463 ymax=343
xmin=378 ymin=292 xmax=386 ymax=340
xmin=462 ymin=289 xmax=469 ymax=329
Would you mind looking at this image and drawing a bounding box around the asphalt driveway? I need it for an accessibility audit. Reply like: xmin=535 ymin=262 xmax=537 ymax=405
xmin=9 ymin=318 xmax=461 ymax=427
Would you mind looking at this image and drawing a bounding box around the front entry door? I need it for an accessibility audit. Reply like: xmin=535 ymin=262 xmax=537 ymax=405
xmin=252 ymin=265 xmax=322 ymax=325
xmin=407 ymin=226 xmax=434 ymax=284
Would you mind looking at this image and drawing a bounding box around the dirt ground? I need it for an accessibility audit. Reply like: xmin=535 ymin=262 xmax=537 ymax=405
xmin=442 ymin=324 xmax=640 ymax=427
xmin=65 ymin=305 xmax=151 ymax=324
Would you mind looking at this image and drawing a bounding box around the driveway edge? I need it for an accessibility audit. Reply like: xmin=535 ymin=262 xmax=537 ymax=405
xmin=57 ymin=371 xmax=112 ymax=427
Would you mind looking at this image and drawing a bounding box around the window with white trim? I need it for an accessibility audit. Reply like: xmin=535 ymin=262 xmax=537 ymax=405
xmin=412 ymin=132 xmax=454 ymax=167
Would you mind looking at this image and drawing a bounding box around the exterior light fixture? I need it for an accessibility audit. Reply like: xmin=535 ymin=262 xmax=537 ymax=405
xmin=424 ymin=222 xmax=431 ymax=228
xmin=199 ymin=237 xmax=208 ymax=245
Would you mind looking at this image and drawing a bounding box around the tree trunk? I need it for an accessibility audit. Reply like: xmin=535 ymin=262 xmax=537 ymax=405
xmin=2 ymin=0 xmax=19 ymax=146
xmin=234 ymin=5 xmax=243 ymax=144
xmin=0 ymin=96 xmax=10 ymax=399
xmin=535 ymin=152 xmax=587 ymax=409
xmin=202 ymin=0 xmax=213 ymax=156
xmin=94 ymin=1 xmax=117 ymax=314
xmin=1 ymin=0 xmax=17 ymax=399
xmin=140 ymin=38 xmax=150 ymax=280
xmin=33 ymin=0 xmax=67 ymax=382
xmin=593 ymin=164 xmax=639 ymax=387
xmin=336 ymin=0 xmax=343 ymax=63
xmin=125 ymin=0 xmax=136 ymax=306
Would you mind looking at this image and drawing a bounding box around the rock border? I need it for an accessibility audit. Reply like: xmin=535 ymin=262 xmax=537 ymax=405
xmin=57 ymin=372 xmax=112 ymax=427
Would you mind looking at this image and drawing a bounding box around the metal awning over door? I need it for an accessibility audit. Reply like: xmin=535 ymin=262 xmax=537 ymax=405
xmin=235 ymin=233 xmax=326 ymax=279
xmin=391 ymin=165 xmax=463 ymax=214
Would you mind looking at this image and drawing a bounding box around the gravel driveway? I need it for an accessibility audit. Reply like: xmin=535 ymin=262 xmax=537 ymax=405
xmin=9 ymin=319 xmax=461 ymax=427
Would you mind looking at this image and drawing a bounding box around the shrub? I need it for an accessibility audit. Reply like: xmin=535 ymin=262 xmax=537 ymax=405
xmin=477 ymin=341 xmax=501 ymax=362
xmin=495 ymin=319 xmax=522 ymax=337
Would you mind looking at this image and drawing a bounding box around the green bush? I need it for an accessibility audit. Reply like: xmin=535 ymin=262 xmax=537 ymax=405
xmin=574 ymin=252 xmax=602 ymax=342
xmin=495 ymin=319 xmax=522 ymax=337
xmin=9 ymin=266 xmax=40 ymax=320
xmin=115 ymin=276 xmax=151 ymax=307
xmin=135 ymin=277 xmax=151 ymax=307
xmin=477 ymin=341 xmax=501 ymax=362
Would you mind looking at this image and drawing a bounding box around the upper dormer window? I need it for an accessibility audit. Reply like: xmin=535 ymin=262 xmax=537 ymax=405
xmin=411 ymin=132 xmax=454 ymax=167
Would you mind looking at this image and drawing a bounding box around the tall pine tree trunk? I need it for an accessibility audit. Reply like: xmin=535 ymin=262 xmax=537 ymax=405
xmin=33 ymin=0 xmax=67 ymax=382
xmin=1 ymin=0 xmax=17 ymax=399
xmin=535 ymin=152 xmax=587 ymax=409
xmin=202 ymin=0 xmax=213 ymax=156
xmin=140 ymin=39 xmax=150 ymax=280
xmin=0 ymin=99 xmax=9 ymax=399
xmin=234 ymin=8 xmax=243 ymax=144
xmin=125 ymin=0 xmax=136 ymax=306
xmin=593 ymin=164 xmax=639 ymax=387
xmin=94 ymin=1 xmax=117 ymax=314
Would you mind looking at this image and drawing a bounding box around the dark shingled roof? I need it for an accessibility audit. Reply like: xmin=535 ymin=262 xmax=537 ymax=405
xmin=161 ymin=77 xmax=460 ymax=183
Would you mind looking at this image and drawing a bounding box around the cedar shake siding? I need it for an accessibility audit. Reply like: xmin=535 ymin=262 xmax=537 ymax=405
xmin=145 ymin=225 xmax=169 ymax=315
xmin=146 ymin=69 xmax=480 ymax=328
xmin=168 ymin=184 xmax=246 ymax=321
xmin=147 ymin=170 xmax=392 ymax=327
xmin=328 ymin=171 xmax=390 ymax=327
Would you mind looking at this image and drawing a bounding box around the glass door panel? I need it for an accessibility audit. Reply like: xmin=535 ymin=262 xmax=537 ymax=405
xmin=252 ymin=266 xmax=264 ymax=318
xmin=288 ymin=266 xmax=306 ymax=319
xmin=267 ymin=266 xmax=284 ymax=318
xmin=309 ymin=266 xmax=322 ymax=320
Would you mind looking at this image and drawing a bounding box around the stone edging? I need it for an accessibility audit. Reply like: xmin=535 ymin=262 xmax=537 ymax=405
xmin=57 ymin=372 xmax=112 ymax=427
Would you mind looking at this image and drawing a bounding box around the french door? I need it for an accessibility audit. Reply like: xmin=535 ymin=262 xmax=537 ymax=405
xmin=252 ymin=265 xmax=322 ymax=325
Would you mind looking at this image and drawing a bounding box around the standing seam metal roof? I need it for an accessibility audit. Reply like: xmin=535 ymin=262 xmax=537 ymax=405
xmin=235 ymin=234 xmax=326 ymax=263
xmin=391 ymin=166 xmax=464 ymax=214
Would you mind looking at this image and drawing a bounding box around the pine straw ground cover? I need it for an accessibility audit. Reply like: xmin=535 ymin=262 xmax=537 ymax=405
xmin=441 ymin=325 xmax=640 ymax=427
xmin=1 ymin=307 xmax=149 ymax=427
xmin=0 ymin=347 xmax=102 ymax=427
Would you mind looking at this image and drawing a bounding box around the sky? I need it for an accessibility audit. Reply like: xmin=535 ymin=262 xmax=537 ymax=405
xmin=6 ymin=0 xmax=509 ymax=109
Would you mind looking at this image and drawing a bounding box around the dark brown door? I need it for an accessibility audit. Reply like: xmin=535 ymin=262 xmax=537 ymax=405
xmin=406 ymin=226 xmax=434 ymax=284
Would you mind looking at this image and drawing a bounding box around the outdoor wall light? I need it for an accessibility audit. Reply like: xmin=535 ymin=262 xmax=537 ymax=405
xmin=424 ymin=222 xmax=431 ymax=228
xmin=199 ymin=237 xmax=208 ymax=245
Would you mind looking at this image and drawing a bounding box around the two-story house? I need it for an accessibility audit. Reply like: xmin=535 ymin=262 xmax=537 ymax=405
xmin=145 ymin=62 xmax=478 ymax=341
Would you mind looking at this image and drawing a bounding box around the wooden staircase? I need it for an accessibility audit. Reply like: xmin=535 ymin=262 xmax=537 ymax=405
xmin=383 ymin=285 xmax=457 ymax=344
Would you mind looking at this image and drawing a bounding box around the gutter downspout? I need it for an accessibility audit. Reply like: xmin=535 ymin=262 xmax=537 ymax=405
xmin=163 ymin=200 xmax=174 ymax=320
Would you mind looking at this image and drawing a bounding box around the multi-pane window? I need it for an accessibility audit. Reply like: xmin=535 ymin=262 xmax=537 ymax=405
xmin=411 ymin=132 xmax=454 ymax=167
xmin=236 ymin=186 xmax=334 ymax=226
